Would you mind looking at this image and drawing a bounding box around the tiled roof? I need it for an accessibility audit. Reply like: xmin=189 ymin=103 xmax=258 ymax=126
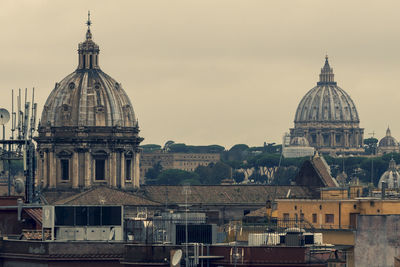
xmin=24 ymin=208 xmax=42 ymax=224
xmin=42 ymin=190 xmax=80 ymax=205
xmin=311 ymin=156 xmax=338 ymax=187
xmin=245 ymin=207 xmax=269 ymax=217
xmin=141 ymin=185 xmax=314 ymax=205
xmin=53 ymin=186 xmax=160 ymax=206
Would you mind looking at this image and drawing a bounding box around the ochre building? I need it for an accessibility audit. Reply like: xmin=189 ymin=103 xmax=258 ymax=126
xmin=290 ymin=57 xmax=364 ymax=154
xmin=35 ymin=17 xmax=143 ymax=189
xmin=140 ymin=152 xmax=220 ymax=181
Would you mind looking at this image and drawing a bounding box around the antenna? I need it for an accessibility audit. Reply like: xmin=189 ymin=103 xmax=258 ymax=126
xmin=0 ymin=88 xmax=38 ymax=202
xmin=0 ymin=109 xmax=10 ymax=126
xmin=182 ymin=185 xmax=191 ymax=266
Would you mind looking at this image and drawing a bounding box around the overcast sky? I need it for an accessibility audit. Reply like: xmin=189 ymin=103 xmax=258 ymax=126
xmin=1 ymin=0 xmax=400 ymax=149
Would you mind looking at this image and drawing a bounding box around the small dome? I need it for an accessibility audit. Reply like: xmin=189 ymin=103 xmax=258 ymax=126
xmin=40 ymin=18 xmax=137 ymax=128
xmin=378 ymin=158 xmax=400 ymax=189
xmin=379 ymin=127 xmax=399 ymax=147
xmin=294 ymin=56 xmax=359 ymax=124
xmin=290 ymin=136 xmax=310 ymax=147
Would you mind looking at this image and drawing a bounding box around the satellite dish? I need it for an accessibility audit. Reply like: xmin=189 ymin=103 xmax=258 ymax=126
xmin=14 ymin=178 xmax=25 ymax=194
xmin=171 ymin=249 xmax=182 ymax=266
xmin=0 ymin=109 xmax=10 ymax=125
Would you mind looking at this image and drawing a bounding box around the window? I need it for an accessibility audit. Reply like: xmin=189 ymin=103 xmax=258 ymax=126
xmin=325 ymin=214 xmax=334 ymax=224
xmin=283 ymin=213 xmax=289 ymax=222
xmin=311 ymin=135 xmax=316 ymax=144
xmin=89 ymin=207 xmax=101 ymax=226
xmin=125 ymin=159 xmax=132 ymax=180
xmin=335 ymin=134 xmax=341 ymax=144
xmin=312 ymin=213 xmax=317 ymax=223
xmin=300 ymin=213 xmax=304 ymax=221
xmin=95 ymin=159 xmax=105 ymax=180
xmin=55 ymin=207 xmax=74 ymax=226
xmin=323 ymin=134 xmax=329 ymax=146
xmin=102 ymin=206 xmax=122 ymax=225
xmin=61 ymin=159 xmax=69 ymax=180
xmin=75 ymin=207 xmax=88 ymax=226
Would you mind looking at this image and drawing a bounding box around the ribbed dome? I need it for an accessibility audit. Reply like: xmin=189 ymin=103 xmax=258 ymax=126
xmin=379 ymin=127 xmax=398 ymax=147
xmin=294 ymin=57 xmax=359 ymax=124
xmin=41 ymin=19 xmax=137 ymax=128
xmin=379 ymin=158 xmax=400 ymax=189
xmin=290 ymin=136 xmax=310 ymax=147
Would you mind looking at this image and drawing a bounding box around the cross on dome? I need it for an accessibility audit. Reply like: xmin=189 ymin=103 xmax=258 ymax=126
xmin=86 ymin=11 xmax=92 ymax=40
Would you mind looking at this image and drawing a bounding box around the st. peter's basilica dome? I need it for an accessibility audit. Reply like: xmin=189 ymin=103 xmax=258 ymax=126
xmin=290 ymin=57 xmax=364 ymax=154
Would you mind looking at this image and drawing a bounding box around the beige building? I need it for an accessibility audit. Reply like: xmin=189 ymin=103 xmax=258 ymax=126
xmin=35 ymin=16 xmax=143 ymax=190
xmin=140 ymin=152 xmax=220 ymax=180
xmin=290 ymin=56 xmax=364 ymax=154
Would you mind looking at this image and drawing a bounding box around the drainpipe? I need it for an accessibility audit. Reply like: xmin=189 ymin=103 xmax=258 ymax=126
xmin=338 ymin=201 xmax=341 ymax=229
xmin=17 ymin=198 xmax=23 ymax=221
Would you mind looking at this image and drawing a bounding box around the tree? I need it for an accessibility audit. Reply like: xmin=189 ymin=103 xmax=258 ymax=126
xmin=225 ymin=144 xmax=250 ymax=161
xmin=272 ymin=166 xmax=298 ymax=185
xmin=232 ymin=171 xmax=245 ymax=183
xmin=169 ymin=143 xmax=188 ymax=153
xmin=145 ymin=161 xmax=163 ymax=183
xmin=155 ymin=169 xmax=201 ymax=185
xmin=195 ymin=162 xmax=231 ymax=184
xmin=163 ymin=140 xmax=175 ymax=151
xmin=140 ymin=144 xmax=162 ymax=152
xmin=364 ymin=138 xmax=378 ymax=155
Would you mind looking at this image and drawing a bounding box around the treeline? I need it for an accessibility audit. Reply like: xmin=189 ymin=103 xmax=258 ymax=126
xmin=142 ymin=140 xmax=398 ymax=186
xmin=145 ymin=162 xmax=232 ymax=185
xmin=141 ymin=142 xmax=224 ymax=153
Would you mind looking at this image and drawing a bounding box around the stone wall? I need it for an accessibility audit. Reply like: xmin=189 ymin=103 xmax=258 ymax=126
xmin=355 ymin=215 xmax=400 ymax=267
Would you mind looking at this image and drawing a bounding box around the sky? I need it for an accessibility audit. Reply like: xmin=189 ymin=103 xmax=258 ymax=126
xmin=1 ymin=0 xmax=400 ymax=149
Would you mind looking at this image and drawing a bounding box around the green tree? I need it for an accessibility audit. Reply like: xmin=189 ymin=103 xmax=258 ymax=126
xmin=145 ymin=161 xmax=163 ymax=183
xmin=272 ymin=166 xmax=298 ymax=185
xmin=169 ymin=143 xmax=189 ymax=153
xmin=232 ymin=171 xmax=245 ymax=183
xmin=364 ymin=138 xmax=378 ymax=155
xmin=224 ymin=144 xmax=250 ymax=161
xmin=195 ymin=162 xmax=231 ymax=184
xmin=155 ymin=169 xmax=201 ymax=185
xmin=140 ymin=144 xmax=162 ymax=152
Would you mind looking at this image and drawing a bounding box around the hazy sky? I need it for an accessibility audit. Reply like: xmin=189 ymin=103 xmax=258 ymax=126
xmin=1 ymin=0 xmax=400 ymax=149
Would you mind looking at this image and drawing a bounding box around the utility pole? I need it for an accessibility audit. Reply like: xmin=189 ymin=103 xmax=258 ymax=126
xmin=183 ymin=185 xmax=191 ymax=266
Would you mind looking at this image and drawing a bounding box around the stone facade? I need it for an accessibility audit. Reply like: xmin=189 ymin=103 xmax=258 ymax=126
xmin=290 ymin=57 xmax=364 ymax=154
xmin=140 ymin=152 xmax=220 ymax=181
xmin=35 ymin=16 xmax=143 ymax=190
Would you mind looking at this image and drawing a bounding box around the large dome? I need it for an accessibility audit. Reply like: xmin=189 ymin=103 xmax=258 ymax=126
xmin=41 ymin=22 xmax=137 ymax=128
xmin=294 ymin=57 xmax=359 ymax=124
xmin=379 ymin=128 xmax=398 ymax=147
xmin=289 ymin=57 xmax=364 ymax=154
